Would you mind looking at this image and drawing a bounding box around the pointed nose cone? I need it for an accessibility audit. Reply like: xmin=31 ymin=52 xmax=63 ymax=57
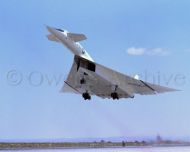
xmin=46 ymin=25 xmax=55 ymax=34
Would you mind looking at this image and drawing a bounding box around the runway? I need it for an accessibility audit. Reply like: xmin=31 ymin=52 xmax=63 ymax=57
xmin=1 ymin=146 xmax=190 ymax=152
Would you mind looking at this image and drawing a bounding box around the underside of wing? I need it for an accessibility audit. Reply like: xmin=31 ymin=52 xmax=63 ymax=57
xmin=60 ymin=56 xmax=178 ymax=100
xmin=60 ymin=56 xmax=133 ymax=99
xmin=78 ymin=67 xmax=133 ymax=99
xmin=95 ymin=63 xmax=178 ymax=96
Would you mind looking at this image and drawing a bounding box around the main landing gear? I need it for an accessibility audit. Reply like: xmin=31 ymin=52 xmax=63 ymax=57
xmin=111 ymin=92 xmax=119 ymax=100
xmin=82 ymin=92 xmax=91 ymax=100
xmin=111 ymin=85 xmax=119 ymax=100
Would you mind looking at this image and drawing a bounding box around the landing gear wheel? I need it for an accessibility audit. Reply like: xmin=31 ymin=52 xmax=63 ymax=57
xmin=82 ymin=92 xmax=91 ymax=100
xmin=111 ymin=92 xmax=119 ymax=100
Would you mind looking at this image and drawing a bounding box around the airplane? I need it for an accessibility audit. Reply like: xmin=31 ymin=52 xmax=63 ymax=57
xmin=46 ymin=26 xmax=178 ymax=100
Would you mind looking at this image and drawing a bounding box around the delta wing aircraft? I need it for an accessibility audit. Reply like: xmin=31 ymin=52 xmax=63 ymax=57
xmin=46 ymin=26 xmax=177 ymax=100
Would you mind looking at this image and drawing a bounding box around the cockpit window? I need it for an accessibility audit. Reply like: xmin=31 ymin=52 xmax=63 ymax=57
xmin=56 ymin=28 xmax=64 ymax=32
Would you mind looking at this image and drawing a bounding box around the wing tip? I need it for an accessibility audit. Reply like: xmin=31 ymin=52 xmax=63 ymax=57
xmin=156 ymin=87 xmax=181 ymax=94
xmin=172 ymin=88 xmax=181 ymax=92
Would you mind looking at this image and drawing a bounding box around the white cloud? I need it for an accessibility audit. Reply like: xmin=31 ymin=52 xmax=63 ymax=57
xmin=127 ymin=47 xmax=145 ymax=55
xmin=127 ymin=47 xmax=170 ymax=56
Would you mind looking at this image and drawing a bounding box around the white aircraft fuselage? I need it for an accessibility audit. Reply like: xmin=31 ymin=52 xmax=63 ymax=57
xmin=46 ymin=26 xmax=177 ymax=100
xmin=47 ymin=26 xmax=94 ymax=62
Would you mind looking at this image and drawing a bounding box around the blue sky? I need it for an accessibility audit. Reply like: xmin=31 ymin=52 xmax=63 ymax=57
xmin=0 ymin=0 xmax=190 ymax=141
